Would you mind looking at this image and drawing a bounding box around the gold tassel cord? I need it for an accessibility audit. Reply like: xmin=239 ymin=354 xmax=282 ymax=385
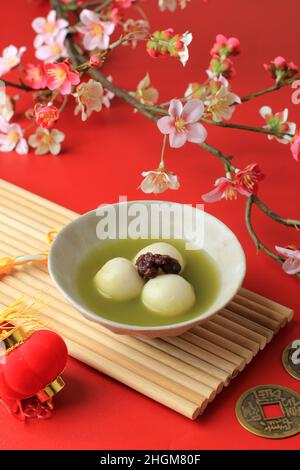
xmin=0 ymin=230 xmax=58 ymax=355
xmin=0 ymin=297 xmax=47 ymax=354
xmin=0 ymin=229 xmax=59 ymax=276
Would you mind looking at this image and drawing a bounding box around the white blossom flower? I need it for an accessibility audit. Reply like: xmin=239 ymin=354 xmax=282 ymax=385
xmin=140 ymin=169 xmax=180 ymax=194
xmin=207 ymin=86 xmax=241 ymax=121
xmin=158 ymin=0 xmax=191 ymax=11
xmin=158 ymin=0 xmax=177 ymax=11
xmin=76 ymin=9 xmax=115 ymax=51
xmin=74 ymin=79 xmax=103 ymax=121
xmin=35 ymin=30 xmax=68 ymax=63
xmin=178 ymin=32 xmax=192 ymax=66
xmin=0 ymin=45 xmax=26 ymax=77
xmin=32 ymin=10 xmax=69 ymax=48
xmin=0 ymin=116 xmax=28 ymax=154
xmin=123 ymin=19 xmax=149 ymax=48
xmin=28 ymin=127 xmax=64 ymax=155
xmin=260 ymin=106 xmax=296 ymax=144
xmin=0 ymin=88 xmax=14 ymax=121
xmin=134 ymin=74 xmax=159 ymax=106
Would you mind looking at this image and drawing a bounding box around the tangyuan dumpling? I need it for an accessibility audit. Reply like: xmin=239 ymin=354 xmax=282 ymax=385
xmin=94 ymin=257 xmax=144 ymax=301
xmin=134 ymin=242 xmax=185 ymax=271
xmin=141 ymin=274 xmax=195 ymax=316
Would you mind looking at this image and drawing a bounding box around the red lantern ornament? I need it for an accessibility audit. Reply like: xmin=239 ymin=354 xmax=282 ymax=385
xmin=0 ymin=299 xmax=68 ymax=420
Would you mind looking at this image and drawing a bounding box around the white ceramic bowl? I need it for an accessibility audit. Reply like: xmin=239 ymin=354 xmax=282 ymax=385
xmin=48 ymin=201 xmax=246 ymax=337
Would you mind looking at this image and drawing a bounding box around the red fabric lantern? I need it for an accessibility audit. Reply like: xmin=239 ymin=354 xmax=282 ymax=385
xmin=0 ymin=307 xmax=68 ymax=420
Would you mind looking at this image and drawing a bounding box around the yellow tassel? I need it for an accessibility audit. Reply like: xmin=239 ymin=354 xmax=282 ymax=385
xmin=0 ymin=297 xmax=46 ymax=344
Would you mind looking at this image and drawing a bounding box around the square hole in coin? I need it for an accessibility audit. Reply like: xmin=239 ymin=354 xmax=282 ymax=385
xmin=261 ymin=403 xmax=284 ymax=419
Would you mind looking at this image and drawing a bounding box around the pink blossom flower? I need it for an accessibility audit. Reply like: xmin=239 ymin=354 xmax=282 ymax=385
xmin=76 ymin=9 xmax=115 ymax=51
xmin=264 ymin=56 xmax=298 ymax=84
xmin=102 ymin=76 xmax=115 ymax=108
xmin=0 ymin=116 xmax=28 ymax=154
xmin=0 ymin=45 xmax=26 ymax=77
xmin=290 ymin=132 xmax=300 ymax=161
xmin=235 ymin=163 xmax=264 ymax=194
xmin=32 ymin=10 xmax=69 ymax=49
xmin=24 ymin=63 xmax=47 ymax=90
xmin=35 ymin=30 xmax=68 ymax=63
xmin=139 ymin=168 xmax=179 ymax=194
xmin=259 ymin=106 xmax=296 ymax=144
xmin=202 ymin=176 xmax=252 ymax=202
xmin=44 ymin=60 xmax=80 ymax=95
xmin=275 ymin=245 xmax=300 ymax=275
xmin=157 ymin=99 xmax=207 ymax=148
xmin=202 ymin=164 xmax=264 ymax=203
xmin=35 ymin=104 xmax=59 ymax=129
xmin=210 ymin=34 xmax=241 ymax=58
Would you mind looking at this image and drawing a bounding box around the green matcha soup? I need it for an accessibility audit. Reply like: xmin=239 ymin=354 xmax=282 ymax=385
xmin=77 ymin=239 xmax=220 ymax=327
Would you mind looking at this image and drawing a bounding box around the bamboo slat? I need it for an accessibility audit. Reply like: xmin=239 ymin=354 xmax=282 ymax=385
xmin=0 ymin=179 xmax=294 ymax=419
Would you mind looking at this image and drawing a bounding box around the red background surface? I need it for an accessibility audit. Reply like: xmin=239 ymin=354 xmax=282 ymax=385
xmin=0 ymin=0 xmax=299 ymax=450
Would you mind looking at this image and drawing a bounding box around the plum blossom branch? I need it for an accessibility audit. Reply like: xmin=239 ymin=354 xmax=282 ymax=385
xmin=1 ymin=79 xmax=33 ymax=92
xmin=144 ymin=104 xmax=293 ymax=138
xmin=48 ymin=15 xmax=300 ymax=269
xmin=1 ymin=0 xmax=298 ymax=278
xmin=245 ymin=196 xmax=300 ymax=279
xmin=158 ymin=73 xmax=300 ymax=107
xmin=252 ymin=195 xmax=300 ymax=228
xmin=245 ymin=197 xmax=282 ymax=260
xmin=241 ymin=75 xmax=300 ymax=103
xmin=199 ymin=117 xmax=294 ymax=138
xmin=81 ymin=66 xmax=300 ymax=271
xmin=89 ymin=68 xmax=158 ymax=121
xmin=51 ymin=0 xmax=80 ymax=67
xmin=199 ymin=141 xmax=300 ymax=227
xmin=199 ymin=141 xmax=235 ymax=172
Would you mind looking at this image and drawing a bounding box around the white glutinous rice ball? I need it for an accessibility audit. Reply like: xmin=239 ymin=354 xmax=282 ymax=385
xmin=134 ymin=242 xmax=185 ymax=271
xmin=94 ymin=257 xmax=144 ymax=301
xmin=141 ymin=274 xmax=195 ymax=316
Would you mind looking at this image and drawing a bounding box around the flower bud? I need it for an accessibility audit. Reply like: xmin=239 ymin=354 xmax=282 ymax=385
xmin=35 ymin=104 xmax=59 ymax=129
xmin=264 ymin=56 xmax=298 ymax=83
xmin=89 ymin=55 xmax=101 ymax=67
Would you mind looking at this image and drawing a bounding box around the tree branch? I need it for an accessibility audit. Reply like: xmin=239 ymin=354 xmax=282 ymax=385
xmin=245 ymin=196 xmax=300 ymax=278
xmin=241 ymin=75 xmax=300 ymax=103
xmin=51 ymin=0 xmax=300 ymax=278
xmin=2 ymin=79 xmax=33 ymax=92
xmin=252 ymin=195 xmax=300 ymax=228
xmin=89 ymin=68 xmax=158 ymax=122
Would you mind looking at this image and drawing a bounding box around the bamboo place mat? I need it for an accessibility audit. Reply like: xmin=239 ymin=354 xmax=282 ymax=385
xmin=0 ymin=179 xmax=294 ymax=420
